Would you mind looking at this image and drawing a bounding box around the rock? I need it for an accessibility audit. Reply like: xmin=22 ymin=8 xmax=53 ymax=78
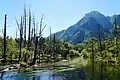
xmin=34 ymin=64 xmax=39 ymax=67
xmin=62 ymin=60 xmax=68 ymax=62
xmin=3 ymin=68 xmax=9 ymax=71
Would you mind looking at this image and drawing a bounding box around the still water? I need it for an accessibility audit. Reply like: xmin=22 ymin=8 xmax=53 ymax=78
xmin=0 ymin=68 xmax=87 ymax=80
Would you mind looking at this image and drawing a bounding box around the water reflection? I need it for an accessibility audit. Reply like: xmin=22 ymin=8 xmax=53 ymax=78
xmin=32 ymin=77 xmax=36 ymax=80
xmin=60 ymin=69 xmax=86 ymax=80
xmin=0 ymin=69 xmax=63 ymax=80
xmin=0 ymin=68 xmax=94 ymax=80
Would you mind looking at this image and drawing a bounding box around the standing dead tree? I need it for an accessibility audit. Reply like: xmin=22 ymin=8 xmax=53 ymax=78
xmin=23 ymin=5 xmax=27 ymax=48
xmin=113 ymin=15 xmax=119 ymax=79
xmin=33 ymin=14 xmax=36 ymax=43
xmin=98 ymin=24 xmax=103 ymax=80
xmin=28 ymin=8 xmax=31 ymax=51
xmin=15 ymin=16 xmax=23 ymax=61
xmin=53 ymin=33 xmax=56 ymax=63
xmin=89 ymin=38 xmax=97 ymax=80
xmin=49 ymin=27 xmax=52 ymax=63
xmin=91 ymin=40 xmax=94 ymax=80
xmin=32 ymin=14 xmax=46 ymax=65
xmin=32 ymin=14 xmax=36 ymax=65
xmin=2 ymin=14 xmax=7 ymax=63
xmin=33 ymin=36 xmax=38 ymax=65
xmin=38 ymin=14 xmax=46 ymax=63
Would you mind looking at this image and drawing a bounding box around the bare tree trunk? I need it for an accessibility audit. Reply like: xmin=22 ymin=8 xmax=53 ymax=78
xmin=114 ymin=15 xmax=119 ymax=79
xmin=23 ymin=5 xmax=27 ymax=48
xmin=28 ymin=8 xmax=31 ymax=51
xmin=49 ymin=27 xmax=52 ymax=63
xmin=53 ymin=33 xmax=56 ymax=63
xmin=98 ymin=25 xmax=103 ymax=80
xmin=33 ymin=37 xmax=38 ymax=65
xmin=19 ymin=16 xmax=23 ymax=61
xmin=33 ymin=14 xmax=36 ymax=43
xmin=39 ymin=14 xmax=43 ymax=63
xmin=91 ymin=39 xmax=95 ymax=80
xmin=32 ymin=14 xmax=36 ymax=65
xmin=3 ymin=14 xmax=7 ymax=62
xmin=39 ymin=24 xmax=42 ymax=63
xmin=30 ymin=28 xmax=34 ymax=60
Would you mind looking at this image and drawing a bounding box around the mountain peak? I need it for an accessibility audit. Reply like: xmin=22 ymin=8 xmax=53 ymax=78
xmin=85 ymin=11 xmax=104 ymax=17
xmin=83 ymin=11 xmax=112 ymax=29
xmin=52 ymin=11 xmax=113 ymax=44
xmin=89 ymin=11 xmax=101 ymax=14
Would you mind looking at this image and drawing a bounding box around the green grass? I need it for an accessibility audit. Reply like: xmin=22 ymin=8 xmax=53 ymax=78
xmin=55 ymin=56 xmax=88 ymax=68
xmin=52 ymin=56 xmax=88 ymax=73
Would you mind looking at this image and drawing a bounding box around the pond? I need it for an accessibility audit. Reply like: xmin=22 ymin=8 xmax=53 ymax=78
xmin=0 ymin=67 xmax=110 ymax=80
xmin=0 ymin=68 xmax=88 ymax=80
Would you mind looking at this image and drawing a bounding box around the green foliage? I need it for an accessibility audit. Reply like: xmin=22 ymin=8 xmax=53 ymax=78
xmin=69 ymin=50 xmax=80 ymax=58
xmin=1 ymin=29 xmax=120 ymax=79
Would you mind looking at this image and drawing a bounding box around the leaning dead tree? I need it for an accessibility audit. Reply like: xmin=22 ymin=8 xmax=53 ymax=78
xmin=2 ymin=14 xmax=7 ymax=62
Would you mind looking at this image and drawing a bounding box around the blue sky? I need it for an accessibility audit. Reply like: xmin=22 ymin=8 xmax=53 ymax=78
xmin=0 ymin=0 xmax=120 ymax=37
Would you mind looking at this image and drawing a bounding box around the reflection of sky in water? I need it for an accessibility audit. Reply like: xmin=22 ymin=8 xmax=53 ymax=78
xmin=0 ymin=70 xmax=63 ymax=80
xmin=0 ymin=68 xmax=90 ymax=80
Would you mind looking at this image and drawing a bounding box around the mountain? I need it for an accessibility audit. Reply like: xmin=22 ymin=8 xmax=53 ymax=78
xmin=53 ymin=11 xmax=113 ymax=44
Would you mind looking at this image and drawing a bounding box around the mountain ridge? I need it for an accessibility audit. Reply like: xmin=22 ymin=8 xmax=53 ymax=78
xmin=51 ymin=11 xmax=119 ymax=44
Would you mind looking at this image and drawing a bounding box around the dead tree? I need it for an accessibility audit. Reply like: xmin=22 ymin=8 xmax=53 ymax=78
xmin=32 ymin=14 xmax=46 ymax=64
xmin=33 ymin=36 xmax=39 ymax=65
xmin=113 ymin=15 xmax=119 ymax=79
xmin=38 ymin=14 xmax=46 ymax=63
xmin=32 ymin=14 xmax=36 ymax=64
xmin=28 ymin=8 xmax=31 ymax=51
xmin=33 ymin=14 xmax=36 ymax=43
xmin=19 ymin=16 xmax=23 ymax=61
xmin=98 ymin=24 xmax=103 ymax=80
xmin=15 ymin=16 xmax=23 ymax=61
xmin=53 ymin=33 xmax=56 ymax=63
xmin=23 ymin=5 xmax=27 ymax=48
xmin=38 ymin=21 xmax=42 ymax=63
xmin=91 ymin=40 xmax=94 ymax=80
xmin=49 ymin=27 xmax=52 ymax=63
xmin=3 ymin=14 xmax=7 ymax=62
xmin=90 ymin=38 xmax=97 ymax=80
xmin=30 ymin=28 xmax=34 ymax=60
